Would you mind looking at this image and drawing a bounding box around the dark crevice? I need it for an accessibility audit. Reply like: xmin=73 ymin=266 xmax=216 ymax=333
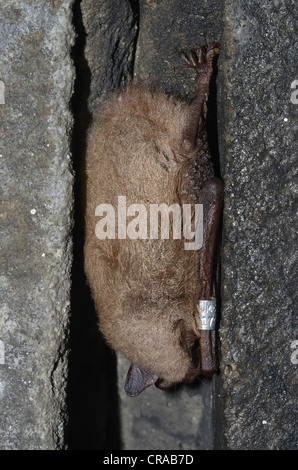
xmin=206 ymin=54 xmax=221 ymax=179
xmin=127 ymin=0 xmax=140 ymax=80
xmin=66 ymin=0 xmax=121 ymax=450
xmin=206 ymin=53 xmax=223 ymax=358
xmin=205 ymin=53 xmax=224 ymax=450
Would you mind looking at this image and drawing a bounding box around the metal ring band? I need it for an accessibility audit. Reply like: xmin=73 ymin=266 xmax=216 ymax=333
xmin=197 ymin=298 xmax=217 ymax=330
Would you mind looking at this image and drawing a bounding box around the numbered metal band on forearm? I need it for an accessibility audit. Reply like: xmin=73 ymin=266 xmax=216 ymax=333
xmin=197 ymin=298 xmax=217 ymax=330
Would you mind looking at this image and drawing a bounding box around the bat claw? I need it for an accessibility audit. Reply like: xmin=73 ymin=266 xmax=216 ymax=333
xmin=180 ymin=43 xmax=220 ymax=75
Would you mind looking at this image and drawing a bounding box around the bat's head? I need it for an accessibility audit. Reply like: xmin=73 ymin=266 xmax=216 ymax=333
xmin=100 ymin=303 xmax=201 ymax=396
xmin=124 ymin=325 xmax=201 ymax=397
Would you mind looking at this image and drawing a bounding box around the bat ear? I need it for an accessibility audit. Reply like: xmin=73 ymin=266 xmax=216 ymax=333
xmin=180 ymin=328 xmax=201 ymax=382
xmin=175 ymin=320 xmax=199 ymax=362
xmin=124 ymin=363 xmax=159 ymax=397
xmin=178 ymin=324 xmax=200 ymax=370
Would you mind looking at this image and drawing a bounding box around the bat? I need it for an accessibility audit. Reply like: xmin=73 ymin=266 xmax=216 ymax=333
xmin=84 ymin=43 xmax=223 ymax=396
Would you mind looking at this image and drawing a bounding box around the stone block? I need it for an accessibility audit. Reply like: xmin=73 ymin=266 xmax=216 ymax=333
xmin=219 ymin=0 xmax=297 ymax=450
xmin=0 ymin=0 xmax=75 ymax=450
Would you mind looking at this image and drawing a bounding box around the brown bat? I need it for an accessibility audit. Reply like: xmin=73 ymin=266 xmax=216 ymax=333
xmin=84 ymin=44 xmax=223 ymax=396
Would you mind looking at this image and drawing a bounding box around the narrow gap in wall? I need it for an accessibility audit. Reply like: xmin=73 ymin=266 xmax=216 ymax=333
xmin=206 ymin=54 xmax=222 ymax=343
xmin=66 ymin=0 xmax=121 ymax=450
xmin=206 ymin=54 xmax=221 ymax=178
xmin=128 ymin=0 xmax=140 ymax=80
xmin=206 ymin=52 xmax=224 ymax=450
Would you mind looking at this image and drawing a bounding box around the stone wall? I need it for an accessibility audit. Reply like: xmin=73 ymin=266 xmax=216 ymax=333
xmin=219 ymin=0 xmax=297 ymax=450
xmin=0 ymin=0 xmax=75 ymax=449
xmin=0 ymin=0 xmax=296 ymax=450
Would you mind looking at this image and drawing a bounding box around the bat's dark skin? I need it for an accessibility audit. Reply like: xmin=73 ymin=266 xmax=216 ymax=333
xmin=125 ymin=45 xmax=223 ymax=395
xmin=180 ymin=45 xmax=223 ymax=376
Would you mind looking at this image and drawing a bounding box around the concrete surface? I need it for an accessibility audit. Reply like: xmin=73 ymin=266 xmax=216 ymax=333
xmin=0 ymin=0 xmax=75 ymax=449
xmin=219 ymin=0 xmax=298 ymax=450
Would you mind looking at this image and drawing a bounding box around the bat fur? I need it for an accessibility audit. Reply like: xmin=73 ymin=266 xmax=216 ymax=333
xmin=84 ymin=45 xmax=221 ymax=395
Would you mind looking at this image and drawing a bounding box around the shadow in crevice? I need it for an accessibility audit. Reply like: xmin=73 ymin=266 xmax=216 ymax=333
xmin=66 ymin=0 xmax=121 ymax=450
xmin=203 ymin=54 xmax=223 ymax=351
xmin=206 ymin=53 xmax=224 ymax=450
xmin=206 ymin=54 xmax=221 ymax=179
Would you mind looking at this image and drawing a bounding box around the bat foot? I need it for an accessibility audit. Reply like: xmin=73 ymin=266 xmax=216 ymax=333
xmin=200 ymin=364 xmax=218 ymax=377
xmin=180 ymin=43 xmax=220 ymax=75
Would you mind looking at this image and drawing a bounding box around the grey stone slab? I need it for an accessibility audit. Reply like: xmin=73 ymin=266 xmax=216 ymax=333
xmin=82 ymin=0 xmax=139 ymax=113
xmin=134 ymin=0 xmax=222 ymax=99
xmin=219 ymin=0 xmax=298 ymax=450
xmin=0 ymin=0 xmax=75 ymax=449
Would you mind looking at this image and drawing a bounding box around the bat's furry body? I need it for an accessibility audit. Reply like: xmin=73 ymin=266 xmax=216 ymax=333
xmin=84 ymin=46 xmax=221 ymax=395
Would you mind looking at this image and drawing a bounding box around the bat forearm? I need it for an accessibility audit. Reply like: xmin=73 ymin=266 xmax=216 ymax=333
xmin=200 ymin=177 xmax=224 ymax=300
xmin=199 ymin=177 xmax=224 ymax=376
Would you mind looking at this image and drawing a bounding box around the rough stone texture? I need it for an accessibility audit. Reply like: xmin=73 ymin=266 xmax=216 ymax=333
xmin=134 ymin=0 xmax=222 ymax=99
xmin=82 ymin=0 xmax=139 ymax=112
xmin=219 ymin=0 xmax=297 ymax=450
xmin=0 ymin=0 xmax=74 ymax=449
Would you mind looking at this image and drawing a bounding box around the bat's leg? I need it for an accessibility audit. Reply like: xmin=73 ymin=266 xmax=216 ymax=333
xmin=181 ymin=44 xmax=222 ymax=376
xmin=180 ymin=43 xmax=220 ymax=154
xmin=198 ymin=177 xmax=224 ymax=376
